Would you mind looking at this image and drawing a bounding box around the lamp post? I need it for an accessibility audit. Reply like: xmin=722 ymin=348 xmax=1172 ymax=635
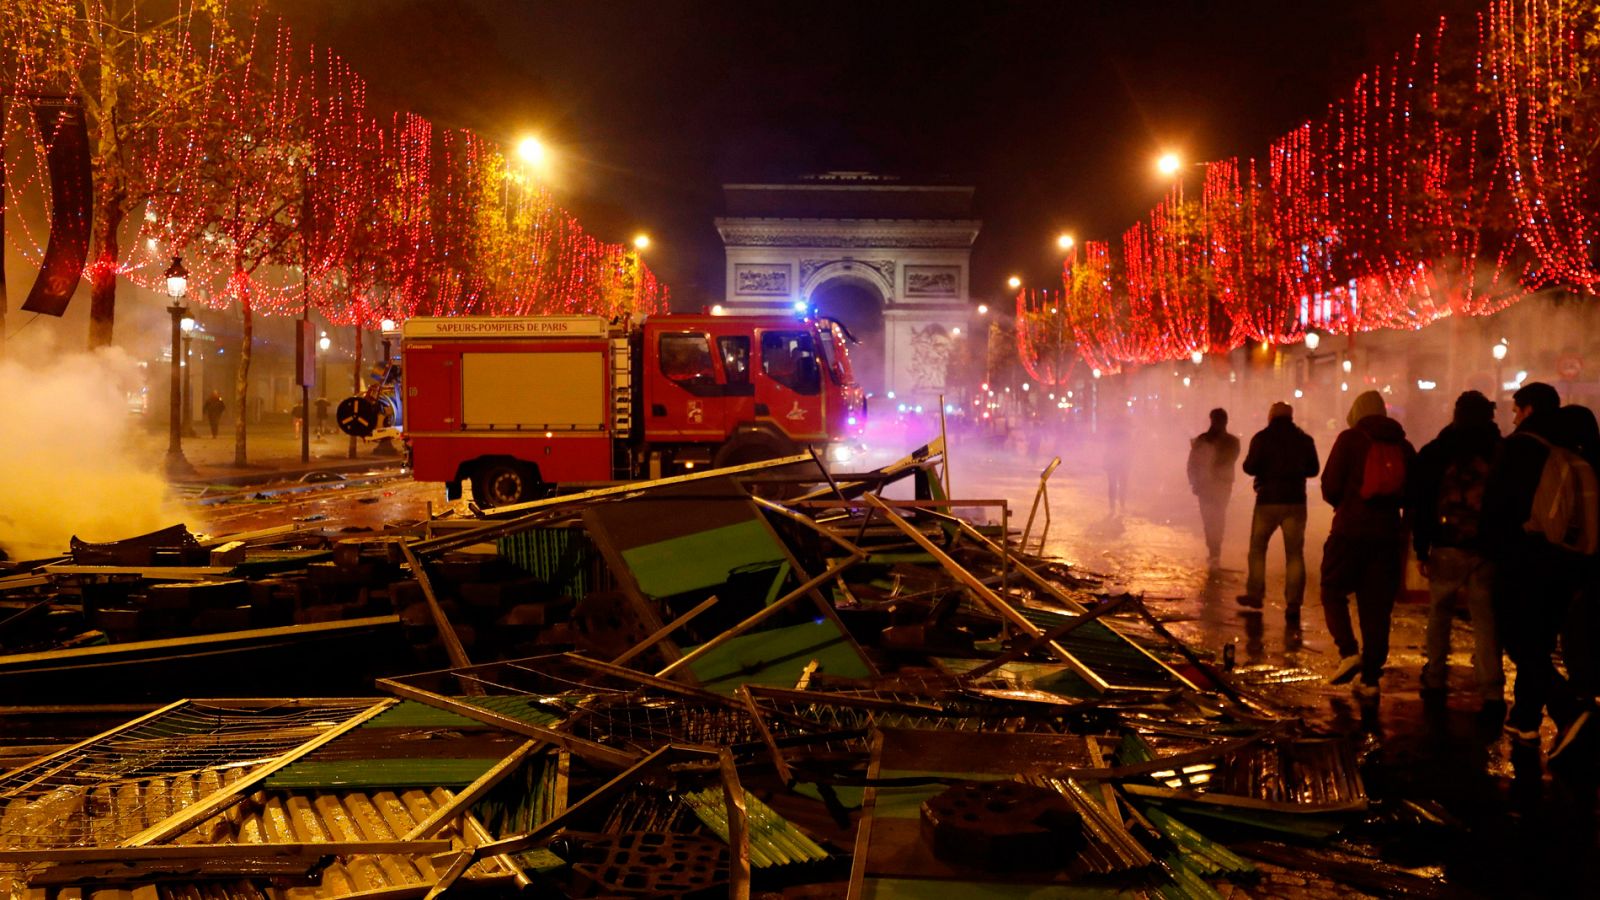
xmin=179 ymin=317 xmax=196 ymax=437
xmin=1492 ymin=340 xmax=1508 ymax=400
xmin=163 ymin=257 xmax=194 ymax=476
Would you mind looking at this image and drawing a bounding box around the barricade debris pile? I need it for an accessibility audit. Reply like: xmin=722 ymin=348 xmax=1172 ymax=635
xmin=0 ymin=441 xmax=1451 ymax=897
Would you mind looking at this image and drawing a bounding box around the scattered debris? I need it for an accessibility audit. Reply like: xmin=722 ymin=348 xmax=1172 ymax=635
xmin=0 ymin=438 xmax=1445 ymax=897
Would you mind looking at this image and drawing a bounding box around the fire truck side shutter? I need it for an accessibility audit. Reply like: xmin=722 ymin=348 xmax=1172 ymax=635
xmin=460 ymin=352 xmax=606 ymax=430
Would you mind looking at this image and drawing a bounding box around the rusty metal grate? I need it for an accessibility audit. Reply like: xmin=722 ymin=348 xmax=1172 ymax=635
xmin=0 ymin=699 xmax=379 ymax=852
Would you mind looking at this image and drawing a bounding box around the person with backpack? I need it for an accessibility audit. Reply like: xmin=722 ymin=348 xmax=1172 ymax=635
xmin=1237 ymin=402 xmax=1320 ymax=620
xmin=1482 ymin=382 xmax=1596 ymax=756
xmin=1408 ymin=391 xmax=1503 ymax=713
xmin=1320 ymin=390 xmax=1416 ymax=698
xmin=1187 ymin=408 xmax=1241 ymax=565
xmin=1556 ymin=404 xmax=1600 ymax=730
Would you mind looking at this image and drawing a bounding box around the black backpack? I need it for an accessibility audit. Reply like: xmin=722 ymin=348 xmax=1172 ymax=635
xmin=1435 ymin=454 xmax=1490 ymax=546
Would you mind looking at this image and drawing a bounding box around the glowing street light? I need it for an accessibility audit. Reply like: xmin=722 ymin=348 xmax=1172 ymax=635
xmin=1007 ymin=275 xmax=1022 ymax=290
xmin=380 ymin=318 xmax=397 ymax=333
xmin=1492 ymin=342 xmax=1508 ymax=361
xmin=1056 ymin=233 xmax=1075 ymax=251
xmin=1190 ymin=350 xmax=1204 ymax=365
xmin=516 ymin=136 xmax=546 ymax=166
xmin=1304 ymin=330 xmax=1321 ymax=351
xmin=318 ymin=334 xmax=332 ymax=353
xmin=164 ymin=255 xmax=189 ymax=300
xmin=163 ymin=256 xmax=194 ymax=476
xmin=977 ymin=303 xmax=989 ymax=315
xmin=1157 ymin=152 xmax=1183 ymax=176
xmin=632 ymin=233 xmax=651 ymax=251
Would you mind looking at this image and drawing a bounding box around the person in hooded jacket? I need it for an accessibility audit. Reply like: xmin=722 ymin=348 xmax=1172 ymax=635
xmin=1238 ymin=402 xmax=1320 ymax=619
xmin=1320 ymin=390 xmax=1417 ymax=698
xmin=1481 ymin=382 xmax=1589 ymax=753
xmin=1187 ymin=408 xmax=1241 ymax=565
xmin=1408 ymin=390 xmax=1503 ymax=711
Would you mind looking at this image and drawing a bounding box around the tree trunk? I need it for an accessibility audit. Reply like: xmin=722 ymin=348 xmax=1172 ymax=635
xmin=233 ymin=273 xmax=253 ymax=466
xmin=87 ymin=187 xmax=124 ymax=349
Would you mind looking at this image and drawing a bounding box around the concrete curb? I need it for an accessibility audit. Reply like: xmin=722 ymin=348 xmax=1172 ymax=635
xmin=171 ymin=457 xmax=406 ymax=489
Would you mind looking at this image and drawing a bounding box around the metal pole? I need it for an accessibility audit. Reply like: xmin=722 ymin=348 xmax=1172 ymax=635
xmin=181 ymin=332 xmax=194 ymax=437
xmin=350 ymin=326 xmax=363 ymax=459
xmin=164 ymin=302 xmax=193 ymax=475
xmin=300 ymin=303 xmax=311 ymax=465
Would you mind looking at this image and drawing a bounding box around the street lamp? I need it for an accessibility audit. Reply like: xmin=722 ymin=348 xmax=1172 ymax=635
xmin=1304 ymin=331 xmax=1321 ymax=351
xmin=1492 ymin=341 xmax=1508 ymax=396
xmin=516 ymin=136 xmax=546 ymax=166
xmin=632 ymin=233 xmax=651 ymax=251
xmin=1007 ymin=275 xmax=1022 ymax=290
xmin=162 ymin=256 xmax=194 ymax=476
xmin=1157 ymin=152 xmax=1183 ymax=176
xmin=1056 ymin=233 xmax=1075 ymax=252
xmin=179 ymin=317 xmax=196 ymax=437
xmin=977 ymin=303 xmax=989 ymax=315
xmin=1190 ymin=350 xmax=1204 ymax=365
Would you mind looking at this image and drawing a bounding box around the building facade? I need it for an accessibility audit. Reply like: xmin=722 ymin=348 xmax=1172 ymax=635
xmin=715 ymin=173 xmax=979 ymax=400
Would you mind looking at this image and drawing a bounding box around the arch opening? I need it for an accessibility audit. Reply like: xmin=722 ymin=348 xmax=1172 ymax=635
xmin=809 ymin=276 xmax=886 ymax=396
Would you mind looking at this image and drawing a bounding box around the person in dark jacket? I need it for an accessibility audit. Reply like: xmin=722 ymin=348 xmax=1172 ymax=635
xmin=1187 ymin=408 xmax=1241 ymax=565
xmin=1408 ymin=391 xmax=1503 ymax=710
xmin=1238 ymin=402 xmax=1320 ymax=618
xmin=1552 ymin=404 xmax=1600 ymax=768
xmin=1480 ymin=382 xmax=1589 ymax=750
xmin=1320 ymin=390 xmax=1417 ymax=698
xmin=202 ymin=391 xmax=225 ymax=438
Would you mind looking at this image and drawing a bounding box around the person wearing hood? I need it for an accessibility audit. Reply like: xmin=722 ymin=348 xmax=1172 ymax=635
xmin=1238 ymin=402 xmax=1320 ymax=618
xmin=1482 ymin=383 xmax=1591 ymax=759
xmin=1187 ymin=408 xmax=1241 ymax=565
xmin=1320 ymin=390 xmax=1417 ymax=698
xmin=1408 ymin=391 xmax=1503 ymax=713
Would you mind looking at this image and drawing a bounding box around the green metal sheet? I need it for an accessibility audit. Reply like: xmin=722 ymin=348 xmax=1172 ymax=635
xmin=619 ymin=519 xmax=785 ymax=597
xmin=686 ymin=620 xmax=872 ymax=695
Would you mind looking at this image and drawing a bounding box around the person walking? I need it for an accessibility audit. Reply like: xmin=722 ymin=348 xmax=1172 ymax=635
xmin=202 ymin=391 xmax=225 ymax=439
xmin=1103 ymin=412 xmax=1133 ymax=517
xmin=1482 ymin=383 xmax=1592 ymax=757
xmin=1408 ymin=390 xmax=1503 ymax=714
xmin=314 ymin=395 xmax=331 ymax=438
xmin=1554 ymin=404 xmax=1600 ymax=768
xmin=1320 ymin=390 xmax=1416 ymax=699
xmin=1187 ymin=408 xmax=1241 ymax=565
xmin=1237 ymin=402 xmax=1320 ymax=622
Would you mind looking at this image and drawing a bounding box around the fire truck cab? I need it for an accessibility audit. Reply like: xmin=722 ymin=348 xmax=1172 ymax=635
xmin=397 ymin=313 xmax=863 ymax=505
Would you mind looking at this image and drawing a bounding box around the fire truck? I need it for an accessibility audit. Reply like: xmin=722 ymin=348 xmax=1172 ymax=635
xmin=342 ymin=314 xmax=865 ymax=505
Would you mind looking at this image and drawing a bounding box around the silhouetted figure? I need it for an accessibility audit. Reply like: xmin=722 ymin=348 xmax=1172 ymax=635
xmin=202 ymin=391 xmax=225 ymax=438
xmin=1321 ymin=390 xmax=1416 ymax=700
xmin=1238 ymin=402 xmax=1319 ymax=621
xmin=1187 ymin=408 xmax=1240 ymax=565
xmin=1409 ymin=390 xmax=1503 ymax=713
xmin=1103 ymin=413 xmax=1132 ymax=516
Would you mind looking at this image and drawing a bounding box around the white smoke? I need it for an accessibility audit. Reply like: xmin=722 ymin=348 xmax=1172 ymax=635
xmin=0 ymin=341 xmax=186 ymax=560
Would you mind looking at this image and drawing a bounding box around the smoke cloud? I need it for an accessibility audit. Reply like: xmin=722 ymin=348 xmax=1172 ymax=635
xmin=0 ymin=342 xmax=186 ymax=561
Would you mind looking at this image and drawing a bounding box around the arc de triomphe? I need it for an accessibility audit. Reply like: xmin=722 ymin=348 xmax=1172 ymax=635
xmin=714 ymin=174 xmax=980 ymax=401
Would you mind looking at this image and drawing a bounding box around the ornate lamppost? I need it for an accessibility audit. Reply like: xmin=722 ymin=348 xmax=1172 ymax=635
xmin=163 ymin=256 xmax=194 ymax=476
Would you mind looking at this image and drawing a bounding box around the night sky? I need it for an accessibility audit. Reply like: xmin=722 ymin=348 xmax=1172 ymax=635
xmin=270 ymin=0 xmax=1482 ymax=308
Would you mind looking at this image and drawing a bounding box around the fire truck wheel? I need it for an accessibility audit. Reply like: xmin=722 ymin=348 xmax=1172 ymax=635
xmin=713 ymin=431 xmax=791 ymax=469
xmin=473 ymin=460 xmax=537 ymax=507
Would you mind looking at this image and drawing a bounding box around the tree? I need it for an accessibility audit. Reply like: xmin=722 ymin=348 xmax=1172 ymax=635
xmin=20 ymin=0 xmax=241 ymax=348
xmin=163 ymin=14 xmax=305 ymax=465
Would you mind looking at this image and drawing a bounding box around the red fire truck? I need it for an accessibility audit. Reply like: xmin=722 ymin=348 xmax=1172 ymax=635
xmin=377 ymin=313 xmax=864 ymax=505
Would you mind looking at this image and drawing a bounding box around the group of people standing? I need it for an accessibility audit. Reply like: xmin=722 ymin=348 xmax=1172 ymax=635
xmin=1186 ymin=383 xmax=1599 ymax=768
